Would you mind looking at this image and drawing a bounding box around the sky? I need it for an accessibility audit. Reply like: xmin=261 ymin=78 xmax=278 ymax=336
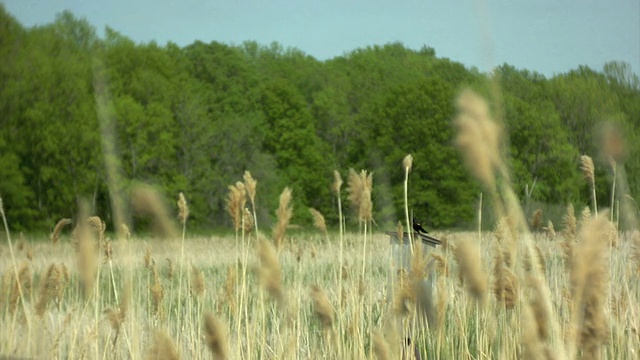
xmin=2 ymin=0 xmax=639 ymax=77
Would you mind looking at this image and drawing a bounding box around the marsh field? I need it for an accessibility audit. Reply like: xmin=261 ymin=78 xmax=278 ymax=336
xmin=2 ymin=153 xmax=640 ymax=360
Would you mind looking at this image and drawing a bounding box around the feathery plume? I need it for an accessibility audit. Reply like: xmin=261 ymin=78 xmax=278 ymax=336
xmin=454 ymin=239 xmax=488 ymax=304
xmin=147 ymin=329 xmax=180 ymax=360
xmin=273 ymin=187 xmax=293 ymax=249
xmin=494 ymin=216 xmax=516 ymax=268
xmin=121 ymin=223 xmax=131 ymax=240
xmin=309 ymin=208 xmax=328 ymax=235
xmin=347 ymin=169 xmax=363 ymax=215
xmin=599 ymin=122 xmax=626 ymax=162
xmin=580 ymin=206 xmax=592 ymax=226
xmin=521 ymin=303 xmax=547 ymax=360
xmin=36 ymin=263 xmax=68 ymax=316
xmin=454 ymin=89 xmax=503 ymax=189
xmin=132 ymin=184 xmax=178 ymax=239
xmin=310 ymin=285 xmax=334 ymax=329
xmin=580 ymin=155 xmax=595 ymax=183
xmin=492 ymin=249 xmax=518 ymax=310
xmin=570 ymin=216 xmax=610 ymax=358
xmin=543 ymin=220 xmax=556 ymax=238
xmin=177 ymin=192 xmax=189 ymax=225
xmin=332 ymin=170 xmax=343 ymax=195
xmin=257 ymin=238 xmax=284 ymax=304
xmin=74 ymin=219 xmax=98 ymax=300
xmin=87 ymin=216 xmax=106 ymax=245
xmin=431 ymin=253 xmax=448 ymax=277
xmin=529 ymin=209 xmax=543 ymax=232
xmin=226 ymin=182 xmax=246 ymax=232
xmin=242 ymin=208 xmax=254 ymax=234
xmin=372 ymin=329 xmax=391 ymax=360
xmin=50 ymin=218 xmax=72 ymax=244
xmin=203 ymin=311 xmax=229 ymax=360
xmin=393 ymin=270 xmax=414 ymax=316
xmin=528 ymin=275 xmax=550 ymax=340
xmin=580 ymin=155 xmax=598 ymax=217
xmin=191 ymin=265 xmax=205 ymax=299
xmin=403 ymin=154 xmax=413 ymax=172
xmin=9 ymin=262 xmax=32 ymax=314
xmin=347 ymin=169 xmax=373 ymax=222
xmin=243 ymin=171 xmax=257 ymax=206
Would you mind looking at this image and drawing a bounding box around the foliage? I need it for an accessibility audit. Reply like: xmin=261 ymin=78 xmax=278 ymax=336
xmin=1 ymin=7 xmax=639 ymax=231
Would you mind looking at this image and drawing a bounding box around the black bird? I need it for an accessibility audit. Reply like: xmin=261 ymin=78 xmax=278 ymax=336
xmin=412 ymin=218 xmax=429 ymax=234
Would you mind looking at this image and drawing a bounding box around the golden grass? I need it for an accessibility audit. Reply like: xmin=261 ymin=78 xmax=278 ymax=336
xmin=272 ymin=187 xmax=292 ymax=250
xmin=203 ymin=311 xmax=229 ymax=359
xmin=1 ymin=229 xmax=639 ymax=358
xmin=50 ymin=218 xmax=72 ymax=245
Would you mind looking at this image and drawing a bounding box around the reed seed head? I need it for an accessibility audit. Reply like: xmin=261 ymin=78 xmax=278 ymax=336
xmin=454 ymin=89 xmax=503 ymax=189
xmin=203 ymin=311 xmax=229 ymax=360
xmin=453 ymin=239 xmax=488 ymax=304
xmin=177 ymin=192 xmax=189 ymax=225
xmin=257 ymin=237 xmax=284 ymax=304
xmin=562 ymin=203 xmax=577 ymax=241
xmin=543 ymin=220 xmax=556 ymax=238
xmin=347 ymin=169 xmax=373 ymax=222
xmin=571 ymin=215 xmax=610 ymax=355
xmin=50 ymin=218 xmax=72 ymax=244
xmin=191 ymin=265 xmax=205 ymax=298
xmin=36 ymin=263 xmax=67 ymax=316
xmin=492 ymin=253 xmax=518 ymax=310
xmin=599 ymin=122 xmax=626 ymax=162
xmin=132 ymin=184 xmax=179 ymax=239
xmin=403 ymin=154 xmax=413 ymax=173
xmin=309 ymin=208 xmax=327 ymax=235
xmin=243 ymin=170 xmax=257 ymax=206
xmin=372 ymin=329 xmax=391 ymax=360
xmin=273 ymin=187 xmax=293 ymax=249
xmin=332 ymin=170 xmax=343 ymax=195
xmin=310 ymin=285 xmax=334 ymax=329
xmin=121 ymin=223 xmax=131 ymax=240
xmin=529 ymin=209 xmax=543 ymax=231
xmin=147 ymin=329 xmax=180 ymax=360
xmin=242 ymin=208 xmax=254 ymax=234
xmin=580 ymin=155 xmax=595 ymax=184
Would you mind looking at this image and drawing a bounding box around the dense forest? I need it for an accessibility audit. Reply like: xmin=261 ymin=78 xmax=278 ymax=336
xmin=1 ymin=7 xmax=639 ymax=232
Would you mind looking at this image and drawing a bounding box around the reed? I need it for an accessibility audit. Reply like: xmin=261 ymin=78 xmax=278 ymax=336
xmin=580 ymin=155 xmax=598 ymax=217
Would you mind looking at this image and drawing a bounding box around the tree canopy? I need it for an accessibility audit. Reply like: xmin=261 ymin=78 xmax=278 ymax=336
xmin=1 ymin=6 xmax=639 ymax=232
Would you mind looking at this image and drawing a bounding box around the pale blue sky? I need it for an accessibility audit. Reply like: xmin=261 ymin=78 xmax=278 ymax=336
xmin=2 ymin=0 xmax=639 ymax=77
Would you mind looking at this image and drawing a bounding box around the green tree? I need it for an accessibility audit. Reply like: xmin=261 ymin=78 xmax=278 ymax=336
xmin=260 ymin=79 xmax=334 ymax=220
xmin=362 ymin=78 xmax=477 ymax=227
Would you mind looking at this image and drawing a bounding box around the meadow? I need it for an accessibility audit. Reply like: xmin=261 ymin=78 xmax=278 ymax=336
xmin=2 ymin=89 xmax=640 ymax=360
xmin=1 ymin=215 xmax=639 ymax=359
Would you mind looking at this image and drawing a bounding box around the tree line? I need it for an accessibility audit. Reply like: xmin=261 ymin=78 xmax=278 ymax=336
xmin=1 ymin=7 xmax=639 ymax=232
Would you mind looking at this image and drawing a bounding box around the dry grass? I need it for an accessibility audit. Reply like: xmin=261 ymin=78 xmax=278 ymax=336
xmin=1 ymin=229 xmax=639 ymax=359
xmin=272 ymin=187 xmax=292 ymax=250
